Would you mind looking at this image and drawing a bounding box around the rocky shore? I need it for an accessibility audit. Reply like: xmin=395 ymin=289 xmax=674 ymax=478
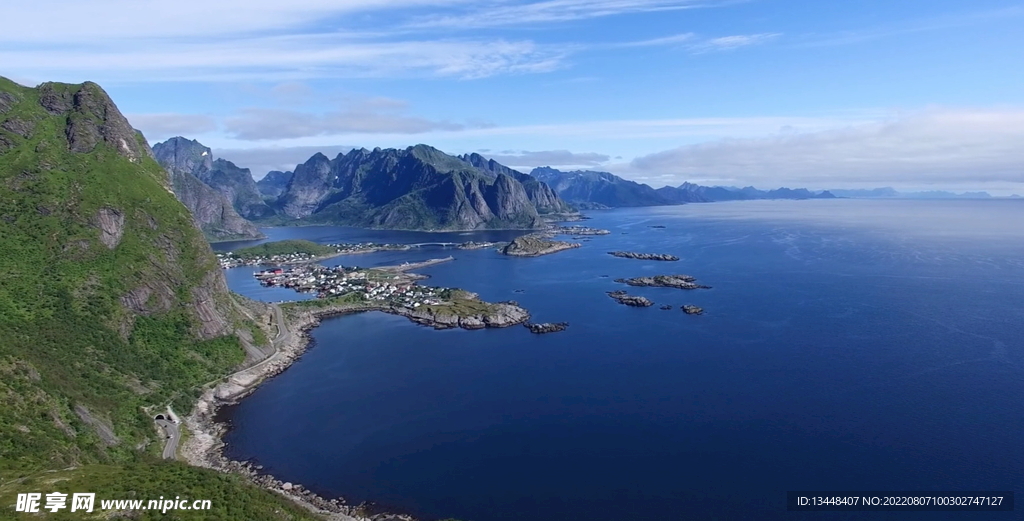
xmin=500 ymin=234 xmax=581 ymax=257
xmin=608 ymin=251 xmax=679 ymax=261
xmin=525 ymin=322 xmax=569 ymax=334
xmin=182 ymin=294 xmax=531 ymax=520
xmin=606 ymin=290 xmax=654 ymax=307
xmin=615 ymin=275 xmax=711 ymax=290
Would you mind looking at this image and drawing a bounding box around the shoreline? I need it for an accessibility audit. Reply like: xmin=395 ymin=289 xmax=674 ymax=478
xmin=181 ymin=297 xmax=529 ymax=520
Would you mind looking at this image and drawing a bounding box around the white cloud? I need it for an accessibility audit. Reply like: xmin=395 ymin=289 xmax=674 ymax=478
xmin=688 ymin=32 xmax=779 ymax=53
xmin=409 ymin=0 xmax=719 ymax=28
xmin=0 ymin=35 xmax=567 ymax=82
xmin=482 ymin=149 xmax=611 ymax=168
xmin=214 ymin=145 xmax=355 ymax=178
xmin=224 ymin=99 xmax=465 ymax=140
xmin=629 ymin=108 xmax=1024 ymax=188
xmin=128 ymin=113 xmax=218 ymax=139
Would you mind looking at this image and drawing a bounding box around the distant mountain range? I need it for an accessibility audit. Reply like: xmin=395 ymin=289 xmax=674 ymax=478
xmin=531 ymin=167 xmax=836 ymax=207
xmin=828 ymin=188 xmax=995 ymax=199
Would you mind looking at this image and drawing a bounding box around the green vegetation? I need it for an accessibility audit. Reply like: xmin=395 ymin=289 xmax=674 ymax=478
xmin=228 ymin=239 xmax=337 ymax=260
xmin=0 ymin=462 xmax=322 ymax=520
xmin=0 ymin=77 xmax=265 ymax=496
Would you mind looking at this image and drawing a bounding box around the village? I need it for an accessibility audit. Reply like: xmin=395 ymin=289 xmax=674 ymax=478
xmin=254 ymin=262 xmax=449 ymax=308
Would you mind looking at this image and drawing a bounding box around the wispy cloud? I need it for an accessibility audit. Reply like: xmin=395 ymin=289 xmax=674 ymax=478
xmin=127 ymin=113 xmax=219 ymax=139
xmin=688 ymin=32 xmax=779 ymax=53
xmin=408 ymin=0 xmax=723 ymax=29
xmin=0 ymin=35 xmax=568 ymax=82
xmin=613 ymin=33 xmax=695 ymax=48
xmin=224 ymin=97 xmax=466 ymax=140
xmin=481 ymin=149 xmax=611 ymax=168
xmin=629 ymin=108 xmax=1024 ymax=187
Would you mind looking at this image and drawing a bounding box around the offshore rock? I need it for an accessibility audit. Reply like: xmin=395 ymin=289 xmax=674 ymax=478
xmin=615 ymin=275 xmax=711 ymax=290
xmin=525 ymin=322 xmax=568 ymax=334
xmin=609 ymin=251 xmax=679 ymax=261
xmin=607 ymin=290 xmax=654 ymax=307
xmin=682 ymin=305 xmax=704 ymax=315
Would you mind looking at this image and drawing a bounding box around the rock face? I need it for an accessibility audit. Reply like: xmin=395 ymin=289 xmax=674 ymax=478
xmin=615 ymin=275 xmax=711 ymax=290
xmin=256 ymin=170 xmax=294 ymax=199
xmin=500 ymin=234 xmax=580 ymax=257
xmin=607 ymin=291 xmax=653 ymax=307
xmin=525 ymin=322 xmax=568 ymax=334
xmin=398 ymin=301 xmax=529 ymax=330
xmin=151 ymin=137 xmax=263 ymax=241
xmin=609 ymin=251 xmax=679 ymax=261
xmin=265 ymin=145 xmax=575 ymax=230
xmin=198 ymin=158 xmax=275 ymax=220
xmin=95 ymin=207 xmax=125 ymax=249
xmin=35 ymin=82 xmax=151 ymax=163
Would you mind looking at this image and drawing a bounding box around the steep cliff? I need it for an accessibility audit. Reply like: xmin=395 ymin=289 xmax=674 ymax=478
xmin=270 ymin=145 xmax=573 ymax=230
xmin=256 ymin=169 xmax=294 ymax=199
xmin=0 ymin=77 xmax=269 ymax=471
xmin=151 ymin=136 xmax=263 ymax=241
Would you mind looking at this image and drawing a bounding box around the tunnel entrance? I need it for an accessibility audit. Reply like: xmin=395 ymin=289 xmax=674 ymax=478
xmin=155 ymin=414 xmax=165 ymax=420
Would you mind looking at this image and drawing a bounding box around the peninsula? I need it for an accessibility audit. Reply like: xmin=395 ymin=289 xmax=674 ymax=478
xmin=218 ymin=239 xmax=410 ymax=268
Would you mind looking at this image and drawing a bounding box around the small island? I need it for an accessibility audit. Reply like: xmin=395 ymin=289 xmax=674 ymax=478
xmin=660 ymin=305 xmax=672 ymax=310
xmin=609 ymin=251 xmax=680 ymax=261
xmin=607 ymin=290 xmax=654 ymax=307
xmin=556 ymin=225 xmax=611 ymax=235
xmin=615 ymin=275 xmax=711 ymax=290
xmin=525 ymin=322 xmax=569 ymax=334
xmin=500 ymin=234 xmax=581 ymax=257
xmin=682 ymin=305 xmax=704 ymax=315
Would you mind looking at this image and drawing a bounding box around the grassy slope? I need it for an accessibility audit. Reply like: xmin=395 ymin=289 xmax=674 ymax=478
xmin=229 ymin=239 xmax=337 ymax=259
xmin=0 ymin=78 xmax=316 ymax=519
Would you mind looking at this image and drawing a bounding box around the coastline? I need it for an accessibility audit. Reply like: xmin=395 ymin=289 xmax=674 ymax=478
xmin=181 ymin=297 xmax=529 ymax=520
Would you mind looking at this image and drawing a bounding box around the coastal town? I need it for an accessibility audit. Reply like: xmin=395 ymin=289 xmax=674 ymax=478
xmin=216 ymin=241 xmax=411 ymax=269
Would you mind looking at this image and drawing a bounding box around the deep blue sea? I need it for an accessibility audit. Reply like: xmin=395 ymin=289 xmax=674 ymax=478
xmin=217 ymin=200 xmax=1024 ymax=521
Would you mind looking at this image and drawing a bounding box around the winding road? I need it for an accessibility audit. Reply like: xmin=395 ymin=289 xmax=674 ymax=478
xmin=156 ymin=303 xmax=290 ymax=460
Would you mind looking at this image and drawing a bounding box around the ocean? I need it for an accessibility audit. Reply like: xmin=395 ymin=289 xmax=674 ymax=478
xmin=216 ymin=199 xmax=1024 ymax=520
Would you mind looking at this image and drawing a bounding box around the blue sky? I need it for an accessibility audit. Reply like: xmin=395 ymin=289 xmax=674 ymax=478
xmin=4 ymin=0 xmax=1024 ymax=193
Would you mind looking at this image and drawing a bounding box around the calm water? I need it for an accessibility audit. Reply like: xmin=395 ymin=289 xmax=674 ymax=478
xmin=220 ymin=200 xmax=1024 ymax=520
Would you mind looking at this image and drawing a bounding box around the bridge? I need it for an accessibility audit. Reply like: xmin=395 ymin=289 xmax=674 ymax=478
xmin=407 ymin=242 xmax=460 ymax=248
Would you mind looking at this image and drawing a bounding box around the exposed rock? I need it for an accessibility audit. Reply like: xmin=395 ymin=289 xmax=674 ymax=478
xmin=190 ymin=270 xmax=231 ymax=340
xmin=606 ymin=290 xmax=653 ymax=307
xmin=1 ymin=117 xmax=35 ymax=138
xmin=500 ymin=234 xmax=580 ymax=257
xmin=151 ymin=137 xmax=264 ymax=241
xmin=0 ymin=91 xmax=19 ymax=114
xmin=50 ymin=410 xmax=77 ymax=438
xmin=74 ymin=404 xmax=120 ymax=446
xmin=120 ymin=281 xmax=177 ymax=316
xmin=197 ymin=158 xmax=275 ymax=220
xmin=95 ymin=207 xmax=125 ymax=249
xmin=609 ymin=251 xmax=679 ymax=261
xmin=0 ymin=134 xmax=14 ymax=154
xmin=256 ymin=169 xmax=294 ymax=199
xmin=615 ymin=275 xmax=711 ymax=290
xmin=525 ymin=322 xmax=568 ymax=334
xmin=660 ymin=305 xmax=672 ymax=310
xmin=682 ymin=305 xmax=704 ymax=315
xmin=556 ymin=225 xmax=610 ymax=235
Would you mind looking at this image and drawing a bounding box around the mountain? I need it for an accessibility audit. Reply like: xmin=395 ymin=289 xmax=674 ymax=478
xmin=827 ymin=188 xmax=992 ymax=199
xmin=0 ymin=77 xmax=316 ymax=516
xmin=257 ymin=169 xmax=294 ymax=199
xmin=200 ymin=158 xmax=276 ymax=219
xmin=660 ymin=182 xmax=837 ymax=203
xmin=267 ymin=145 xmax=574 ymax=230
xmin=151 ymin=137 xmax=263 ymax=241
xmin=531 ymin=166 xmax=705 ymax=207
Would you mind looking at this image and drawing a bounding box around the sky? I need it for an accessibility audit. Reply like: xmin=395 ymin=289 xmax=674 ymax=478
xmin=3 ymin=0 xmax=1024 ymax=194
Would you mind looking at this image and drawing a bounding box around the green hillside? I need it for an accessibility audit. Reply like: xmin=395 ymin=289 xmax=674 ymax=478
xmin=0 ymin=77 xmax=317 ymax=518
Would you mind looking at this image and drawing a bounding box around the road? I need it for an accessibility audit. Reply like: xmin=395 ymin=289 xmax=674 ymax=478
xmin=155 ymin=415 xmax=180 ymax=459
xmin=156 ymin=303 xmax=289 ymax=460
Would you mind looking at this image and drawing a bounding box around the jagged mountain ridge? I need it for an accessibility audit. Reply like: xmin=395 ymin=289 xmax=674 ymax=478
xmin=265 ymin=145 xmax=575 ymax=230
xmin=151 ymin=137 xmax=264 ymax=241
xmin=257 ymin=169 xmax=294 ymax=200
xmin=532 ymin=166 xmax=836 ymax=207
